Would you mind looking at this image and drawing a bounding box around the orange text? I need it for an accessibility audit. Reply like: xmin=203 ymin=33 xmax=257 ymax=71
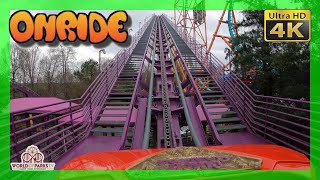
xmin=9 ymin=10 xmax=129 ymax=44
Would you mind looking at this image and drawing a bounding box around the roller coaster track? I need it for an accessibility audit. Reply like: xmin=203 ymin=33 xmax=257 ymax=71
xmin=11 ymin=80 xmax=40 ymax=97
xmin=9 ymin=15 xmax=310 ymax=170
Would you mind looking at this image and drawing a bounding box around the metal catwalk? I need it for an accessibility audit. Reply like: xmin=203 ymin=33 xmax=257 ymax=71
xmin=10 ymin=15 xmax=310 ymax=169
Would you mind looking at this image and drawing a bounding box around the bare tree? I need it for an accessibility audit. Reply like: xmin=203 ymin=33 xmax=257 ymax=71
xmin=10 ymin=43 xmax=20 ymax=81
xmin=58 ymin=45 xmax=76 ymax=98
xmin=101 ymin=57 xmax=113 ymax=70
xmin=17 ymin=47 xmax=30 ymax=84
xmin=10 ymin=42 xmax=80 ymax=99
xmin=25 ymin=46 xmax=40 ymax=89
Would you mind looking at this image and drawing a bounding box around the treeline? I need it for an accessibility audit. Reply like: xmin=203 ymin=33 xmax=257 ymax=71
xmin=232 ymin=6 xmax=310 ymax=100
xmin=10 ymin=42 xmax=111 ymax=99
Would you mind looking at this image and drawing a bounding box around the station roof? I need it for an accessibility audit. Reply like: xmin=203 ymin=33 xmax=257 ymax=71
xmin=10 ymin=97 xmax=79 ymax=115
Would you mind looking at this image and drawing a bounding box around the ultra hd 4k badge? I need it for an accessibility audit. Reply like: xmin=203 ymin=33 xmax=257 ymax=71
xmin=264 ymin=10 xmax=311 ymax=42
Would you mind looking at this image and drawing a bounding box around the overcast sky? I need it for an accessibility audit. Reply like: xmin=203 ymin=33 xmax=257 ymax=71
xmin=12 ymin=10 xmax=242 ymax=66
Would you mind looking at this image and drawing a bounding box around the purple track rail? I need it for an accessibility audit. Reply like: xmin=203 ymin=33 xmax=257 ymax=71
xmin=119 ymin=17 xmax=157 ymax=150
xmin=163 ymin=16 xmax=310 ymax=156
xmin=11 ymin=80 xmax=39 ymax=97
xmin=160 ymin=17 xmax=221 ymax=146
xmin=10 ymin=16 xmax=155 ymax=167
xmin=9 ymin=14 xmax=311 ymax=170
